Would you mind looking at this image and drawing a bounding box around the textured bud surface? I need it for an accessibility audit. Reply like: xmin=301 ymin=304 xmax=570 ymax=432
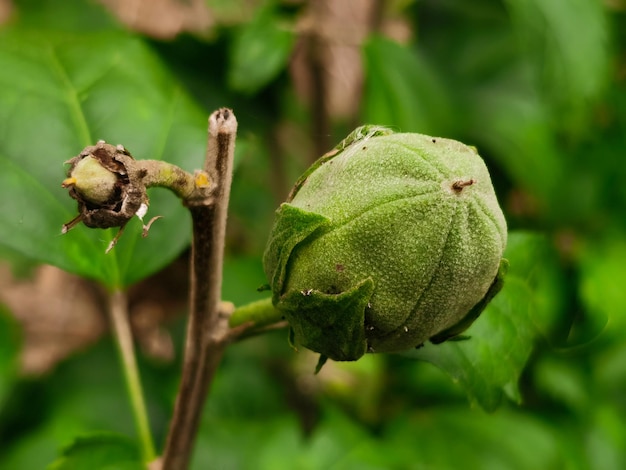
xmin=264 ymin=127 xmax=507 ymax=362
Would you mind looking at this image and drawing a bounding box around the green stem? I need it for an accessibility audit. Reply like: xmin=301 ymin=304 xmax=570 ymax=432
xmin=108 ymin=289 xmax=155 ymax=463
xmin=229 ymin=297 xmax=284 ymax=329
xmin=137 ymin=160 xmax=210 ymax=201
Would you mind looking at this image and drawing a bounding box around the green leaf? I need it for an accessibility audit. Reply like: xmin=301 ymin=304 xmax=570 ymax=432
xmin=12 ymin=0 xmax=120 ymax=33
xmin=466 ymin=89 xmax=564 ymax=203
xmin=578 ymin=233 xmax=626 ymax=342
xmin=0 ymin=339 xmax=170 ymax=470
xmin=0 ymin=304 xmax=21 ymax=408
xmin=222 ymin=255 xmax=268 ymax=306
xmin=533 ymin=355 xmax=589 ymax=413
xmin=193 ymin=344 xmax=296 ymax=469
xmin=193 ymin=415 xmax=302 ymax=470
xmin=585 ymin=405 xmax=626 ymax=470
xmin=383 ymin=407 xmax=560 ymax=469
xmin=408 ymin=276 xmax=534 ymax=410
xmin=197 ymin=406 xmax=381 ymax=470
xmin=297 ymin=407 xmax=380 ymax=469
xmin=228 ymin=8 xmax=295 ymax=94
xmin=503 ymin=232 xmax=567 ymax=340
xmin=406 ymin=231 xmax=564 ymax=410
xmin=0 ymin=29 xmax=208 ymax=287
xmin=504 ymin=0 xmax=609 ymax=128
xmin=362 ymin=36 xmax=452 ymax=134
xmin=48 ymin=432 xmax=142 ymax=470
xmin=595 ymin=340 xmax=626 ymax=403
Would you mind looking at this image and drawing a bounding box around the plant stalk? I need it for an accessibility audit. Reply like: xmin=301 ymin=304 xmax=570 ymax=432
xmin=229 ymin=297 xmax=283 ymax=329
xmin=161 ymin=109 xmax=238 ymax=470
xmin=108 ymin=289 xmax=156 ymax=463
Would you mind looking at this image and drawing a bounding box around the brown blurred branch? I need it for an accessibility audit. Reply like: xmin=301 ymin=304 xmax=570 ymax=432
xmin=303 ymin=24 xmax=331 ymax=159
xmin=293 ymin=0 xmax=381 ymax=161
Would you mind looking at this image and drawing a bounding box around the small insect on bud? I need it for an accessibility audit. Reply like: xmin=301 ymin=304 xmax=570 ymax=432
xmin=263 ymin=126 xmax=508 ymax=364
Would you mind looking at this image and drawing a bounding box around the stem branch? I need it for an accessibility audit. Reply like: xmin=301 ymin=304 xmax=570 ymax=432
xmin=161 ymin=109 xmax=238 ymax=470
xmin=108 ymin=289 xmax=156 ymax=463
xmin=229 ymin=297 xmax=284 ymax=329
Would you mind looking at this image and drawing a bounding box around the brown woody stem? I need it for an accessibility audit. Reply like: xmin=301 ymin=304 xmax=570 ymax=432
xmin=161 ymin=109 xmax=237 ymax=470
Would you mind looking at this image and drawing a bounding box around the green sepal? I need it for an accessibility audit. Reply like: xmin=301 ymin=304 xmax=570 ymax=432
xmin=263 ymin=203 xmax=330 ymax=301
xmin=314 ymin=355 xmax=329 ymax=374
xmin=445 ymin=335 xmax=471 ymax=342
xmin=334 ymin=124 xmax=395 ymax=152
xmin=288 ymin=327 xmax=297 ymax=350
xmin=277 ymin=277 xmax=375 ymax=361
xmin=430 ymin=258 xmax=509 ymax=344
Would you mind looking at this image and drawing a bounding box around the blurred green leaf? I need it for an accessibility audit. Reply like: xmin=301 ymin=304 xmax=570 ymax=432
xmin=48 ymin=432 xmax=142 ymax=470
xmin=466 ymin=87 xmax=564 ymax=204
xmin=222 ymin=255 xmax=268 ymax=306
xmin=595 ymin=340 xmax=626 ymax=404
xmin=533 ymin=355 xmax=589 ymax=413
xmin=407 ymin=276 xmax=534 ymax=410
xmin=315 ymin=354 xmax=385 ymax=425
xmin=12 ymin=0 xmax=119 ymax=32
xmin=0 ymin=248 xmax=39 ymax=278
xmin=0 ymin=29 xmax=208 ymax=288
xmin=406 ymin=231 xmax=563 ymax=410
xmin=0 ymin=339 xmax=171 ymax=469
xmin=297 ymin=408 xmax=382 ymax=470
xmin=578 ymin=233 xmax=626 ymax=341
xmin=503 ymin=232 xmax=567 ymax=339
xmin=362 ymin=35 xmax=452 ymax=134
xmin=253 ymin=416 xmax=305 ymax=470
xmin=504 ymin=0 xmax=609 ymax=129
xmin=382 ymin=407 xmax=560 ymax=469
xmin=0 ymin=304 xmax=21 ymax=408
xmin=228 ymin=8 xmax=295 ymax=94
xmin=195 ymin=406 xmax=384 ymax=470
xmin=585 ymin=405 xmax=626 ymax=470
xmin=193 ymin=341 xmax=294 ymax=469
xmin=203 ymin=340 xmax=288 ymax=421
xmin=193 ymin=415 xmax=301 ymax=470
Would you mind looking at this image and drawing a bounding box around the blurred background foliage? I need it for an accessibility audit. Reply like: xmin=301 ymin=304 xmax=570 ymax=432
xmin=1 ymin=0 xmax=626 ymax=468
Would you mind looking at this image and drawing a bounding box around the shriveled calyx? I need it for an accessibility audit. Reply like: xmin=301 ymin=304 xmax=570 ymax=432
xmin=263 ymin=126 xmax=508 ymax=365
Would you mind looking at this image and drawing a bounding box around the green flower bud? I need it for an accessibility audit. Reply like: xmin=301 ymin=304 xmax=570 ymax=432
xmin=263 ymin=126 xmax=507 ymax=363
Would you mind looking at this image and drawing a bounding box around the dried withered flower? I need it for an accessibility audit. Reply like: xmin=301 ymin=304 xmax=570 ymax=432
xmin=62 ymin=141 xmax=147 ymax=229
xmin=62 ymin=141 xmax=156 ymax=253
xmin=62 ymin=140 xmax=212 ymax=253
